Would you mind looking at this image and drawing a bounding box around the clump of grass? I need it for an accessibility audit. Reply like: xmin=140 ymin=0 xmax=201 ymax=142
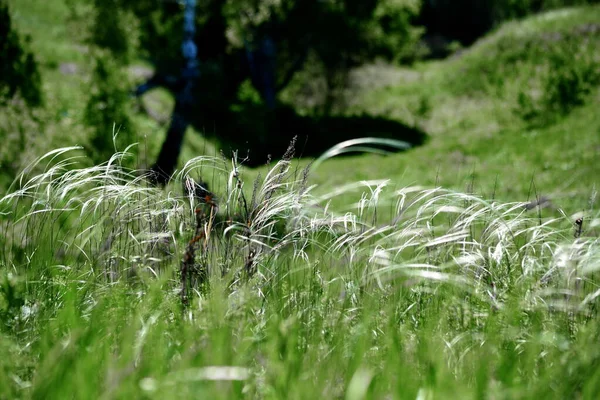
xmin=1 ymin=145 xmax=599 ymax=397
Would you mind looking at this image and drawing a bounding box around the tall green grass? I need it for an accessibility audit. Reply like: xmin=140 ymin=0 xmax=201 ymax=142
xmin=1 ymin=147 xmax=599 ymax=398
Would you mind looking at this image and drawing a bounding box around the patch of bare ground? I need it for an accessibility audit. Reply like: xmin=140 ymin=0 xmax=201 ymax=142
xmin=348 ymin=62 xmax=422 ymax=90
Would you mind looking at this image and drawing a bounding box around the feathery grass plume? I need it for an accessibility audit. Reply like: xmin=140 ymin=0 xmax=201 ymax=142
xmin=1 ymin=147 xmax=183 ymax=284
xmin=2 ymin=143 xmax=600 ymax=396
xmin=174 ymin=141 xmax=316 ymax=292
xmin=312 ymin=137 xmax=411 ymax=170
xmin=1 ymin=145 xmax=599 ymax=313
xmin=300 ymin=178 xmax=600 ymax=314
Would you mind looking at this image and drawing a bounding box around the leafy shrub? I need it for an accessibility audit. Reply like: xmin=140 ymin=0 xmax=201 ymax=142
xmin=0 ymin=103 xmax=43 ymax=188
xmin=89 ymin=0 xmax=139 ymax=63
xmin=65 ymin=0 xmax=140 ymax=63
xmin=443 ymin=11 xmax=600 ymax=127
xmin=542 ymin=44 xmax=600 ymax=113
xmin=516 ymin=34 xmax=600 ymax=125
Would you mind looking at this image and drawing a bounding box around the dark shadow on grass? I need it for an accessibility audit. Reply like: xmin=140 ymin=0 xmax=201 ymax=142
xmin=197 ymin=105 xmax=428 ymax=166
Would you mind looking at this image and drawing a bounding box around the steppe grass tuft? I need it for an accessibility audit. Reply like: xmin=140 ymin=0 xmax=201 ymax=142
xmin=1 ymin=147 xmax=599 ymax=398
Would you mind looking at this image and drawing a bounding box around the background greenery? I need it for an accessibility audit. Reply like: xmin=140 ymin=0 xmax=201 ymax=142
xmin=1 ymin=0 xmax=600 ymax=398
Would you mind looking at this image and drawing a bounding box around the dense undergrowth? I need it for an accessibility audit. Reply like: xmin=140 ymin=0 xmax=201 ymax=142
xmin=1 ymin=146 xmax=599 ymax=398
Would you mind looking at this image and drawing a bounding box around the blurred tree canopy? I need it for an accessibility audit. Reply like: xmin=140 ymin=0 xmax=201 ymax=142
xmin=84 ymin=0 xmax=423 ymax=111
xmin=80 ymin=0 xmax=600 ymax=113
xmin=73 ymin=0 xmax=426 ymax=168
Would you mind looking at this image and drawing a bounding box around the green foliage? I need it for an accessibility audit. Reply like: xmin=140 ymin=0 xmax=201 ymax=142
xmin=278 ymin=0 xmax=423 ymax=113
xmin=63 ymin=0 xmax=425 ymax=163
xmin=0 ymin=0 xmax=42 ymax=107
xmin=0 ymin=0 xmax=44 ymax=186
xmin=518 ymin=35 xmax=600 ymax=125
xmin=65 ymin=0 xmax=140 ymax=63
xmin=442 ymin=7 xmax=600 ymax=128
xmin=0 ymin=103 xmax=42 ymax=188
xmin=65 ymin=0 xmax=140 ymax=162
xmin=225 ymin=0 xmax=423 ymax=65
xmin=83 ymin=53 xmax=135 ymax=163
xmin=372 ymin=0 xmax=424 ymax=63
xmin=83 ymin=0 xmax=423 ymax=111
xmin=88 ymin=0 xmax=139 ymax=63
xmin=0 ymin=272 xmax=25 ymax=331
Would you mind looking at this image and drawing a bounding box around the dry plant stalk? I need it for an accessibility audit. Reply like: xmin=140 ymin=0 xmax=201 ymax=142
xmin=181 ymin=178 xmax=217 ymax=306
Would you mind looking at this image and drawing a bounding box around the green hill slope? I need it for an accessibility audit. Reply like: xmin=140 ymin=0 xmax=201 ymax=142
xmin=304 ymin=6 xmax=600 ymax=215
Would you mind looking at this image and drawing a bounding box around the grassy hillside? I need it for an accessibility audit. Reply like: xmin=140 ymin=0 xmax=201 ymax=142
xmin=306 ymin=5 xmax=600 ymax=216
xmin=1 ymin=3 xmax=600 ymax=399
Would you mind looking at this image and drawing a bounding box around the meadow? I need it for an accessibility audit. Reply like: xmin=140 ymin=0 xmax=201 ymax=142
xmin=1 ymin=2 xmax=600 ymax=399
